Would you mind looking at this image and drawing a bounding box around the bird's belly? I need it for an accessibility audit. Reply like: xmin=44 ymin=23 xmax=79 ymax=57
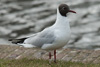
xmin=54 ymin=31 xmax=71 ymax=49
xmin=42 ymin=32 xmax=71 ymax=50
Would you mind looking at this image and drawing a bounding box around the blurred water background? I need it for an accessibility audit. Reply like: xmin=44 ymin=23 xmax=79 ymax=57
xmin=0 ymin=0 xmax=100 ymax=49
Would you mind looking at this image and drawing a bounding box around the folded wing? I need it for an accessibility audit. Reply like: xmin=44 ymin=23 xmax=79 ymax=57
xmin=24 ymin=29 xmax=55 ymax=48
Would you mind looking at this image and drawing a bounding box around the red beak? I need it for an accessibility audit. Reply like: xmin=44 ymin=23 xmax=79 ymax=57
xmin=69 ymin=10 xmax=76 ymax=13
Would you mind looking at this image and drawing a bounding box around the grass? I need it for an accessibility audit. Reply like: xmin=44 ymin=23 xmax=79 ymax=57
xmin=0 ymin=58 xmax=100 ymax=67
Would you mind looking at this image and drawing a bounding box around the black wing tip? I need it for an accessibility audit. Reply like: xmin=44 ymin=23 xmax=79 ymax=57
xmin=8 ymin=39 xmax=13 ymax=41
xmin=8 ymin=39 xmax=17 ymax=44
xmin=8 ymin=37 xmax=27 ymax=44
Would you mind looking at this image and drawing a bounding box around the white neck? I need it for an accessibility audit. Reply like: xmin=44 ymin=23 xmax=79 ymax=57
xmin=53 ymin=8 xmax=70 ymax=29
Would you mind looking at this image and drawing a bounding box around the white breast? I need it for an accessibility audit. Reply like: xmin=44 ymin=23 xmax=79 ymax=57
xmin=52 ymin=26 xmax=71 ymax=49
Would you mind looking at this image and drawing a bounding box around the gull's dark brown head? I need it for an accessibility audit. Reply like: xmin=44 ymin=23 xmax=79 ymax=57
xmin=59 ymin=4 xmax=76 ymax=17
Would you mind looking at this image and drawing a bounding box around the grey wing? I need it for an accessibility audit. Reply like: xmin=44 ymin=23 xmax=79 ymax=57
xmin=24 ymin=30 xmax=56 ymax=48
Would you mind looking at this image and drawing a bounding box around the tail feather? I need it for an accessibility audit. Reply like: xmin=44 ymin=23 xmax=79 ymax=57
xmin=8 ymin=38 xmax=27 ymax=44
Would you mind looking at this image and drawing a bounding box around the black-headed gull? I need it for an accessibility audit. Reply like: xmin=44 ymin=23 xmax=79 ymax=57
xmin=9 ymin=4 xmax=76 ymax=63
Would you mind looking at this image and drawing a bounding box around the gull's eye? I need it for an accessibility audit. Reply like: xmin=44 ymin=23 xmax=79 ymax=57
xmin=62 ymin=7 xmax=66 ymax=10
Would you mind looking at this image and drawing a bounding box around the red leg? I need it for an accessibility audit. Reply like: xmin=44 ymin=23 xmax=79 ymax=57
xmin=49 ymin=52 xmax=51 ymax=59
xmin=54 ymin=50 xmax=56 ymax=63
xmin=49 ymin=52 xmax=52 ymax=64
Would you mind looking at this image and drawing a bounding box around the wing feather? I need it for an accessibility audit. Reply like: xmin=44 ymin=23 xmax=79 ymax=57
xmin=24 ymin=29 xmax=55 ymax=47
